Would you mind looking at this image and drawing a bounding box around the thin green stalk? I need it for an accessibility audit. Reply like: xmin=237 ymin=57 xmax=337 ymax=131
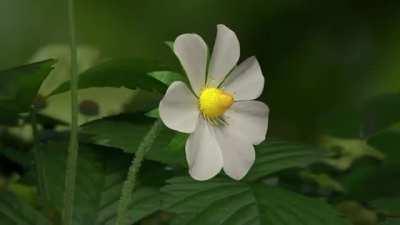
xmin=62 ymin=0 xmax=79 ymax=224
xmin=30 ymin=107 xmax=48 ymax=219
xmin=114 ymin=119 xmax=163 ymax=225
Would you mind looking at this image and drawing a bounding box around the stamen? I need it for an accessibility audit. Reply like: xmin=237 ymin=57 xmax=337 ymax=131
xmin=199 ymin=87 xmax=234 ymax=124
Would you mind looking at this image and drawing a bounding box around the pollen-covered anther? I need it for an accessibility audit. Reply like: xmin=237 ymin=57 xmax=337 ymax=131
xmin=199 ymin=87 xmax=234 ymax=119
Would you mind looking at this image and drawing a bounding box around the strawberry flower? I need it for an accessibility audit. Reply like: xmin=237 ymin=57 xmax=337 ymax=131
xmin=160 ymin=25 xmax=269 ymax=180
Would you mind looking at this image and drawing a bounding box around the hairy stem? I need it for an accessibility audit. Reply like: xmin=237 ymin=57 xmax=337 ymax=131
xmin=114 ymin=119 xmax=163 ymax=225
xmin=62 ymin=0 xmax=79 ymax=224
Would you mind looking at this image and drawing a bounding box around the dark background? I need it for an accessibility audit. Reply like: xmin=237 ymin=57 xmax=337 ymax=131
xmin=2 ymin=0 xmax=400 ymax=141
xmin=1 ymin=2 xmax=400 ymax=224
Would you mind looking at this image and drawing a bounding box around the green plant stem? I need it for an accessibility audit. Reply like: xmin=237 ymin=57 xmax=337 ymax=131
xmin=114 ymin=119 xmax=163 ymax=225
xmin=30 ymin=107 xmax=48 ymax=221
xmin=62 ymin=0 xmax=79 ymax=224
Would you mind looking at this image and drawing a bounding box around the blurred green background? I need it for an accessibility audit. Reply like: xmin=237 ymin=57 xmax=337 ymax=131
xmin=1 ymin=1 xmax=400 ymax=224
xmin=2 ymin=0 xmax=400 ymax=142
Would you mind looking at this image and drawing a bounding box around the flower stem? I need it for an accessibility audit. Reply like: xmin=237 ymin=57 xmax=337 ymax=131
xmin=114 ymin=119 xmax=163 ymax=225
xmin=30 ymin=107 xmax=48 ymax=221
xmin=62 ymin=0 xmax=79 ymax=224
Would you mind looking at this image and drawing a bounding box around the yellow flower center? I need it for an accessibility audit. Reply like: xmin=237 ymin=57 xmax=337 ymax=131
xmin=199 ymin=87 xmax=234 ymax=119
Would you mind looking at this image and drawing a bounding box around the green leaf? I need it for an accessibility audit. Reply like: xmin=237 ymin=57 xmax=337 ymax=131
xmin=299 ymin=171 xmax=345 ymax=193
xmin=336 ymin=201 xmax=378 ymax=225
xmin=51 ymin=59 xmax=168 ymax=95
xmin=245 ymin=140 xmax=327 ymax=181
xmin=0 ymin=191 xmax=50 ymax=225
xmin=80 ymin=115 xmax=186 ymax=165
xmin=40 ymin=141 xmax=161 ymax=225
xmin=320 ymin=135 xmax=384 ymax=171
xmin=0 ymin=59 xmax=55 ymax=118
xmin=162 ymin=177 xmax=350 ymax=225
xmin=337 ymin=125 xmax=400 ymax=200
xmin=81 ymin=125 xmax=326 ymax=176
xmin=149 ymin=71 xmax=186 ymax=86
xmin=40 ymin=87 xmax=159 ymax=125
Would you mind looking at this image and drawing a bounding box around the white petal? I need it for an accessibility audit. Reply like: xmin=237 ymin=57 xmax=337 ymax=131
xmin=214 ymin=126 xmax=255 ymax=180
xmin=224 ymin=101 xmax=269 ymax=145
xmin=222 ymin=56 xmax=264 ymax=101
xmin=159 ymin=81 xmax=199 ymax=133
xmin=174 ymin=34 xmax=208 ymax=94
xmin=208 ymin=24 xmax=240 ymax=86
xmin=185 ymin=118 xmax=223 ymax=181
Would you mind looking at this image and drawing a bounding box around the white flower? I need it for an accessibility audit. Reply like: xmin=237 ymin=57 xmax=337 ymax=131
xmin=159 ymin=24 xmax=269 ymax=181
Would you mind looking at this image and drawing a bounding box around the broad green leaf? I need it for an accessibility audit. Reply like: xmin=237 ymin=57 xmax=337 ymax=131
xmin=0 ymin=59 xmax=55 ymax=113
xmin=370 ymin=197 xmax=400 ymax=215
xmin=336 ymin=201 xmax=378 ymax=225
xmin=81 ymin=125 xmax=326 ymax=176
xmin=0 ymin=191 xmax=50 ymax=225
xmin=245 ymin=140 xmax=326 ymax=181
xmin=40 ymin=141 xmax=161 ymax=225
xmin=149 ymin=71 xmax=186 ymax=86
xmin=162 ymin=177 xmax=350 ymax=225
xmin=51 ymin=59 xmax=168 ymax=95
xmin=80 ymin=115 xmax=186 ymax=165
xmin=320 ymin=135 xmax=384 ymax=171
xmin=29 ymin=44 xmax=101 ymax=96
xmin=338 ymin=125 xmax=400 ymax=200
xmin=299 ymin=171 xmax=345 ymax=192
xmin=40 ymin=87 xmax=159 ymax=125
xmin=7 ymin=183 xmax=37 ymax=208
